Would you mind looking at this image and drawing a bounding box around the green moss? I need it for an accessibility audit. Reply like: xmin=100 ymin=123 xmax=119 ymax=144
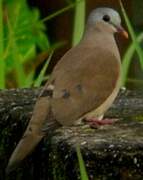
xmin=132 ymin=115 xmax=143 ymax=121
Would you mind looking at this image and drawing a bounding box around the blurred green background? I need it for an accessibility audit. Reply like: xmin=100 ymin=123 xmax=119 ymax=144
xmin=0 ymin=0 xmax=143 ymax=90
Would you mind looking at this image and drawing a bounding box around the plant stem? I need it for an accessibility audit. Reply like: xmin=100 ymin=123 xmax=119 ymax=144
xmin=0 ymin=0 xmax=5 ymax=88
xmin=42 ymin=4 xmax=74 ymax=23
xmin=76 ymin=145 xmax=89 ymax=180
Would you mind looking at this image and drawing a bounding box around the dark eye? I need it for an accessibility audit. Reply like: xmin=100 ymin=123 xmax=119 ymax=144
xmin=103 ymin=15 xmax=110 ymax=22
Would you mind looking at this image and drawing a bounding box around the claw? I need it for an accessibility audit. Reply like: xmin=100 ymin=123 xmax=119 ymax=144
xmin=83 ymin=118 xmax=118 ymax=128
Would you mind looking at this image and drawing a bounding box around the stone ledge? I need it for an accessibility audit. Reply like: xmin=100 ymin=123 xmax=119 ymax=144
xmin=0 ymin=88 xmax=143 ymax=179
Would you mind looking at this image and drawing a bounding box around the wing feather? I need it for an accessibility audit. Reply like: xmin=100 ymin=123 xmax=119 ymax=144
xmin=50 ymin=45 xmax=121 ymax=125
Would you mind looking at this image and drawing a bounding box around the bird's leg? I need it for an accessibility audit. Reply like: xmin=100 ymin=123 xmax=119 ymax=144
xmin=83 ymin=116 xmax=118 ymax=128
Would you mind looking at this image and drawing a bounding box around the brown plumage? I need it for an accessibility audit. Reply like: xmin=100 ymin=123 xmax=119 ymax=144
xmin=6 ymin=7 xmax=128 ymax=174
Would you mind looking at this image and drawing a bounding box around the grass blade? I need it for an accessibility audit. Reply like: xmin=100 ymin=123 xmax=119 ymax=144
xmin=119 ymin=0 xmax=143 ymax=69
xmin=34 ymin=50 xmax=54 ymax=87
xmin=122 ymin=33 xmax=143 ymax=85
xmin=72 ymin=0 xmax=85 ymax=46
xmin=76 ymin=145 xmax=89 ymax=180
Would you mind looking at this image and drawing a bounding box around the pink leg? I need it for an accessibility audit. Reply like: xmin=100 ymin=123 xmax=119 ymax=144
xmin=84 ymin=118 xmax=118 ymax=128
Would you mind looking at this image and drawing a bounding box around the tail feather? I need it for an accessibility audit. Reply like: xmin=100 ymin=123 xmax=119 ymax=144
xmin=6 ymin=132 xmax=43 ymax=174
xmin=6 ymin=96 xmax=58 ymax=174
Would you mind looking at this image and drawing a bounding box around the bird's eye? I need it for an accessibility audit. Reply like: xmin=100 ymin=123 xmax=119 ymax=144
xmin=103 ymin=15 xmax=110 ymax=22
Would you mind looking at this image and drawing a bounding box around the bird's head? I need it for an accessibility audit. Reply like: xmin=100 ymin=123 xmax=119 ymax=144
xmin=87 ymin=7 xmax=128 ymax=38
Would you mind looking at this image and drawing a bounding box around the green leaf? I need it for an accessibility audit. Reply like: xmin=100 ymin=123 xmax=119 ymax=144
xmin=6 ymin=14 xmax=26 ymax=87
xmin=5 ymin=0 xmax=50 ymax=70
xmin=2 ymin=0 xmax=51 ymax=88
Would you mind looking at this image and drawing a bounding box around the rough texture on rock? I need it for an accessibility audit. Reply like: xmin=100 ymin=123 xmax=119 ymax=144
xmin=0 ymin=88 xmax=143 ymax=180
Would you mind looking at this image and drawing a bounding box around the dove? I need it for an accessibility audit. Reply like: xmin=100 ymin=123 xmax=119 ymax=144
xmin=6 ymin=7 xmax=128 ymax=173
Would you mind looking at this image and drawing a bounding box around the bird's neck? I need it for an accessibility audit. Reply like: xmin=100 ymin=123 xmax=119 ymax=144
xmin=82 ymin=24 xmax=120 ymax=60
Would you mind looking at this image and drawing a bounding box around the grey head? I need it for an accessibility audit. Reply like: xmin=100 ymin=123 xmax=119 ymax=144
xmin=87 ymin=7 xmax=128 ymax=37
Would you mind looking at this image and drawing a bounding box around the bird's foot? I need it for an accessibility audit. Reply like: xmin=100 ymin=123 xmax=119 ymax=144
xmin=83 ymin=118 xmax=118 ymax=128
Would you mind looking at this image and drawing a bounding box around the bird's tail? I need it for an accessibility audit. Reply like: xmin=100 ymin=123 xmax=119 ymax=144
xmin=6 ymin=96 xmax=59 ymax=174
